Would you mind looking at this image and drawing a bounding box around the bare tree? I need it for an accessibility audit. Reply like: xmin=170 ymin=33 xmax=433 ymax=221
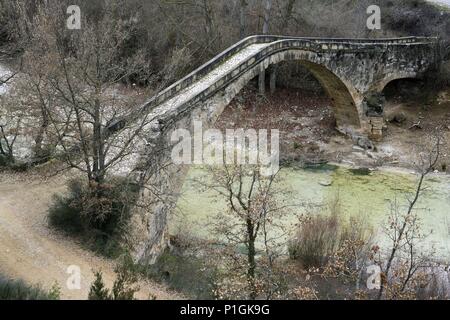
xmin=17 ymin=1 xmax=152 ymax=185
xmin=0 ymin=72 xmax=26 ymax=164
xmin=280 ymin=0 xmax=296 ymax=34
xmin=0 ymin=107 xmax=20 ymax=164
xmin=194 ymin=165 xmax=291 ymax=299
xmin=239 ymin=0 xmax=248 ymax=39
xmin=262 ymin=0 xmax=272 ymax=35
xmin=375 ymin=134 xmax=442 ymax=299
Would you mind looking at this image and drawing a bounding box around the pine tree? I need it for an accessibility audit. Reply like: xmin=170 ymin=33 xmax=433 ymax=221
xmin=88 ymin=271 xmax=110 ymax=300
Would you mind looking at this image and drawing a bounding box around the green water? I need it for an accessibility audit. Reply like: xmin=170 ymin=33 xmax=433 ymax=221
xmin=173 ymin=165 xmax=450 ymax=261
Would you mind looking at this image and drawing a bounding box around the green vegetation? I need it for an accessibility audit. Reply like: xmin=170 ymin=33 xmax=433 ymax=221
xmin=0 ymin=154 xmax=10 ymax=167
xmin=88 ymin=269 xmax=139 ymax=300
xmin=348 ymin=167 xmax=371 ymax=176
xmin=288 ymin=209 xmax=372 ymax=269
xmin=145 ymin=249 xmax=218 ymax=299
xmin=88 ymin=256 xmax=141 ymax=300
xmin=48 ymin=177 xmax=139 ymax=258
xmin=0 ymin=276 xmax=60 ymax=300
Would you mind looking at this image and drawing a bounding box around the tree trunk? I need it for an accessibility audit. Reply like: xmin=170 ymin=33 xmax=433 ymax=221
xmin=202 ymin=0 xmax=220 ymax=49
xmin=239 ymin=0 xmax=247 ymax=39
xmin=281 ymin=0 xmax=296 ymax=33
xmin=246 ymin=218 xmax=257 ymax=300
xmin=33 ymin=106 xmax=49 ymax=162
xmin=259 ymin=0 xmax=272 ymax=96
xmin=92 ymin=96 xmax=105 ymax=185
xmin=269 ymin=66 xmax=276 ymax=94
xmin=258 ymin=65 xmax=266 ymax=96
xmin=262 ymin=0 xmax=272 ymax=35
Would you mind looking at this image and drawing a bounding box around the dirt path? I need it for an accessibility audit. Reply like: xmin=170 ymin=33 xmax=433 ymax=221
xmin=0 ymin=171 xmax=181 ymax=300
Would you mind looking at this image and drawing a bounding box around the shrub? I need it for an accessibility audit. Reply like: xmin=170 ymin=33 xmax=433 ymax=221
xmin=0 ymin=276 xmax=60 ymax=300
xmin=88 ymin=262 xmax=140 ymax=300
xmin=88 ymin=272 xmax=111 ymax=300
xmin=288 ymin=212 xmax=339 ymax=269
xmin=146 ymin=250 xmax=218 ymax=299
xmin=48 ymin=177 xmax=139 ymax=258
xmin=288 ymin=197 xmax=372 ymax=270
xmin=0 ymin=154 xmax=9 ymax=167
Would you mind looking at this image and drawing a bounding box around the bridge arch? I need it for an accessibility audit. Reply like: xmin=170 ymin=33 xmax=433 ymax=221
xmin=291 ymin=60 xmax=361 ymax=128
xmin=202 ymin=48 xmax=365 ymax=134
xmin=369 ymin=72 xmax=420 ymax=93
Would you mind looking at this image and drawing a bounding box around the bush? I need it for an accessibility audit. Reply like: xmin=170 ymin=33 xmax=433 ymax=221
xmin=288 ymin=197 xmax=372 ymax=270
xmin=88 ymin=259 xmax=140 ymax=300
xmin=0 ymin=154 xmax=14 ymax=167
xmin=48 ymin=177 xmax=139 ymax=258
xmin=289 ymin=213 xmax=339 ymax=269
xmin=0 ymin=276 xmax=60 ymax=300
xmin=146 ymin=250 xmax=218 ymax=299
xmin=88 ymin=272 xmax=111 ymax=300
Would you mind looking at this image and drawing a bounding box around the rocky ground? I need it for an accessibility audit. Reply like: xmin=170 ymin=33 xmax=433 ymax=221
xmin=217 ymin=83 xmax=450 ymax=172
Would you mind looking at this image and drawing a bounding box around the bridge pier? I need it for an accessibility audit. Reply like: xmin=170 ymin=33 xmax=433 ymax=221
xmin=258 ymin=68 xmax=266 ymax=95
xmin=269 ymin=66 xmax=277 ymax=94
xmin=364 ymin=92 xmax=386 ymax=142
xmin=259 ymin=65 xmax=277 ymax=95
xmin=368 ymin=116 xmax=384 ymax=141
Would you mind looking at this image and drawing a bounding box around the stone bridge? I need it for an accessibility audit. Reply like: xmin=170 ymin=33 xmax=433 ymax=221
xmin=110 ymin=35 xmax=441 ymax=263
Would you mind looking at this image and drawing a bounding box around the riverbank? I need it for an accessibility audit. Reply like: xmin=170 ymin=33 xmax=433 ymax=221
xmin=216 ymin=84 xmax=450 ymax=175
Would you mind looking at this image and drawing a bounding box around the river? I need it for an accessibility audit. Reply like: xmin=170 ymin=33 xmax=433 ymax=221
xmin=174 ymin=165 xmax=450 ymax=262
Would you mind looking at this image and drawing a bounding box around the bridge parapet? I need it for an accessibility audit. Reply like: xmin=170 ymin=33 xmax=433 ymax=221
xmin=126 ymin=37 xmax=438 ymax=134
xmin=122 ymin=35 xmax=438 ymax=129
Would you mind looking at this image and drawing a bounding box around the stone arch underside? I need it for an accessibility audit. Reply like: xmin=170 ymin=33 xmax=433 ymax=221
xmin=296 ymin=60 xmax=361 ymax=129
xmin=369 ymin=72 xmax=420 ymax=93
xmin=200 ymin=49 xmax=365 ymax=132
